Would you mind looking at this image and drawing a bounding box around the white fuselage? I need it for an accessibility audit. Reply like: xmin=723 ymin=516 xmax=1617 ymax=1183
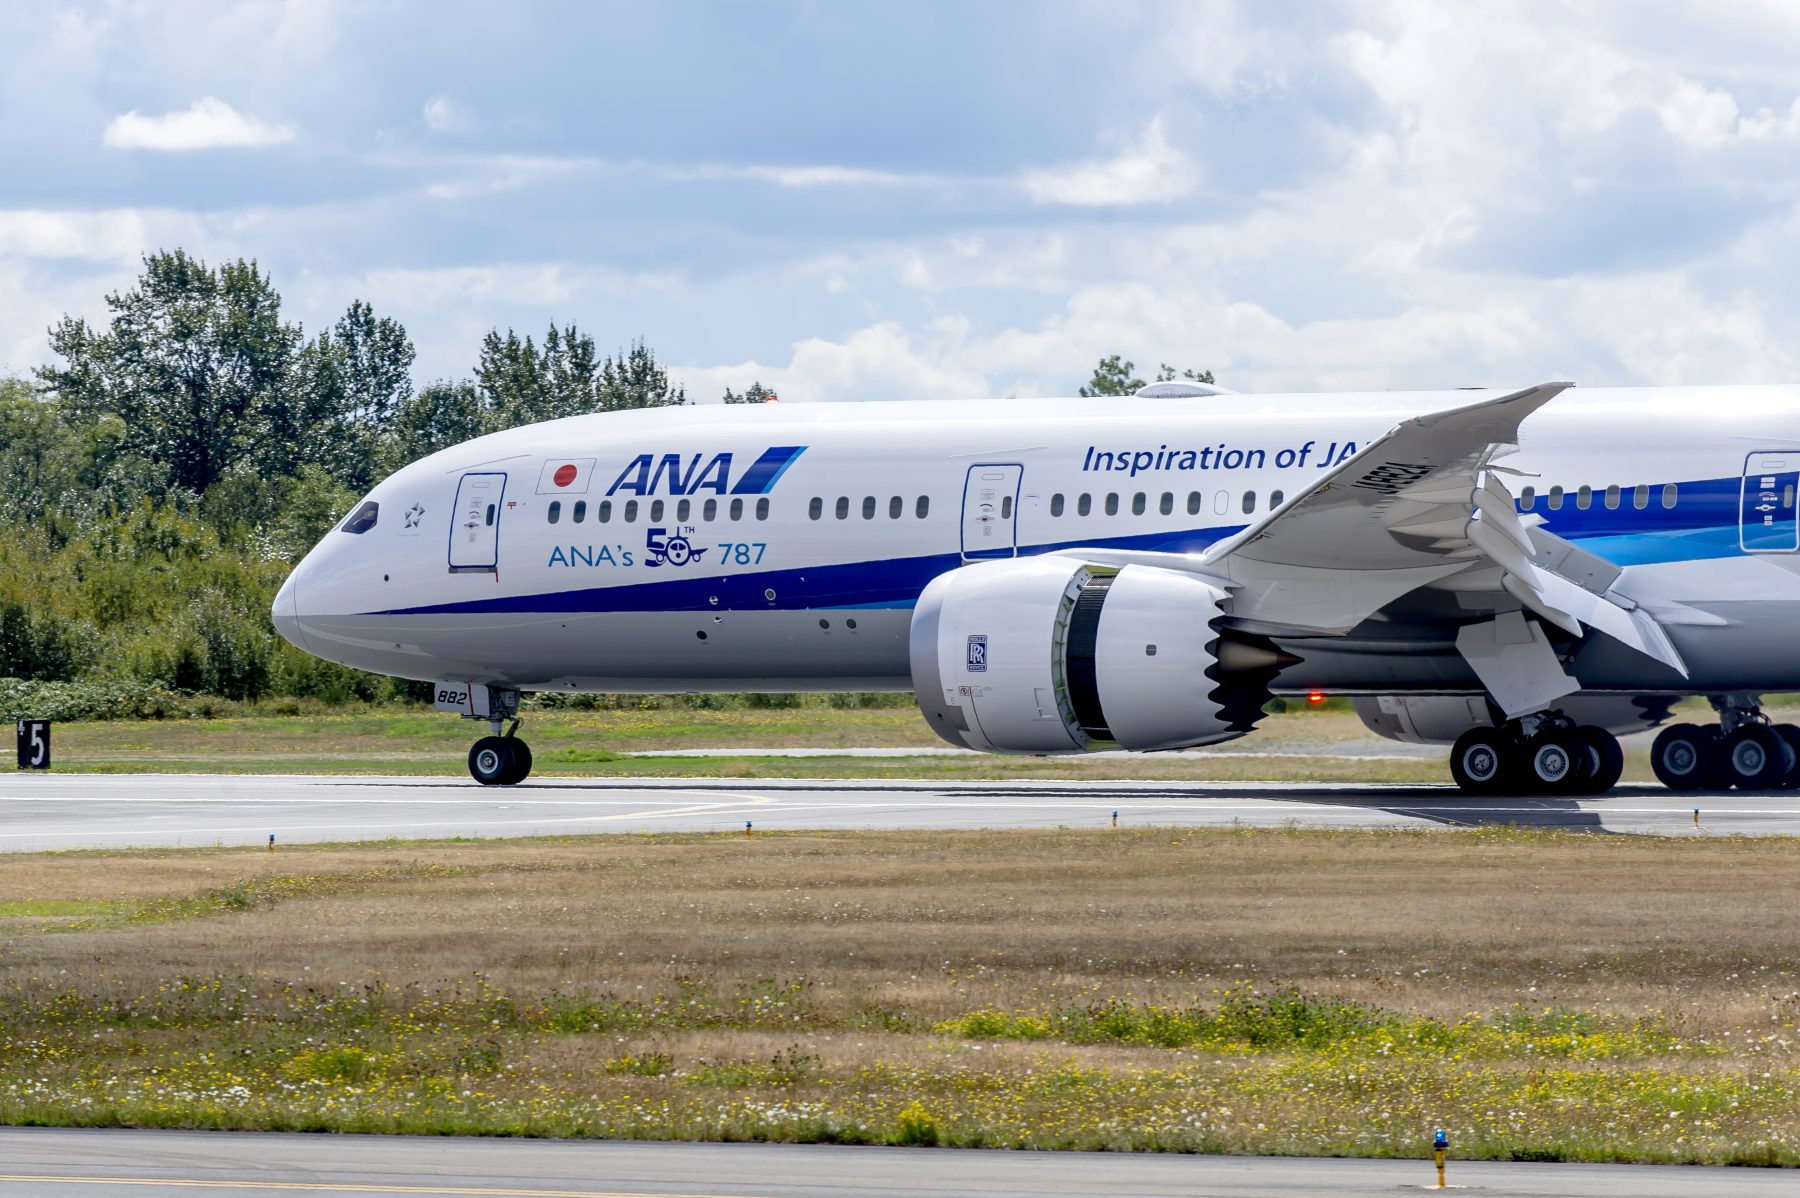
xmin=275 ymin=386 xmax=1800 ymax=697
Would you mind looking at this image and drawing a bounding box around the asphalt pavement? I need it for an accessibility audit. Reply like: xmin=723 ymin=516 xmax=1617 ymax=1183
xmin=0 ymin=1127 xmax=1790 ymax=1197
xmin=2 ymin=771 xmax=1795 ymax=851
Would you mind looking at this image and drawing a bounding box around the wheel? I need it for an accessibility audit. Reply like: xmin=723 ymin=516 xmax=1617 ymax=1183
xmin=1651 ymin=724 xmax=1716 ymax=791
xmin=1720 ymin=724 xmax=1787 ymax=790
xmin=1522 ymin=729 xmax=1588 ymax=794
xmin=469 ymin=736 xmax=515 ymax=786
xmin=1773 ymin=724 xmax=1800 ymax=789
xmin=499 ymin=738 xmax=533 ymax=785
xmin=1449 ymin=727 xmax=1511 ymax=794
xmin=1573 ymin=726 xmax=1624 ymax=794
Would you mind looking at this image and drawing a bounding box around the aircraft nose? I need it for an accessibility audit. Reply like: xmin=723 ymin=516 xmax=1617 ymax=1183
xmin=272 ymin=565 xmax=309 ymax=653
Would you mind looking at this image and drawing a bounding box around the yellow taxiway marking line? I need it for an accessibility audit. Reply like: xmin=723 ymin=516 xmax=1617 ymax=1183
xmin=0 ymin=1175 xmax=758 ymax=1198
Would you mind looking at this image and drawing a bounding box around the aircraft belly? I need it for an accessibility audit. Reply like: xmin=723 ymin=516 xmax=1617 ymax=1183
xmin=300 ymin=609 xmax=914 ymax=690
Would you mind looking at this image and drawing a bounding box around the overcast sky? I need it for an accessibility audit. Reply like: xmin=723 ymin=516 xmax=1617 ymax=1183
xmin=5 ymin=0 xmax=1800 ymax=401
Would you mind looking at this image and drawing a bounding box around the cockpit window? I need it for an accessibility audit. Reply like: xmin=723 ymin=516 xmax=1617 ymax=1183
xmin=341 ymin=501 xmax=379 ymax=534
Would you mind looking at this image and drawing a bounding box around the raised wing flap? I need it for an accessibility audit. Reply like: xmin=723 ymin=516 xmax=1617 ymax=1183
xmin=1206 ymin=382 xmax=1570 ymax=573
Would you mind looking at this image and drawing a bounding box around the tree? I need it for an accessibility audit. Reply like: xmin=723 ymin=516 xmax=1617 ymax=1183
xmin=596 ymin=337 xmax=686 ymax=411
xmin=475 ymin=323 xmax=600 ymax=428
xmin=1079 ymin=355 xmax=1213 ymax=396
xmin=386 ymin=380 xmax=491 ymax=467
xmin=1079 ymin=355 xmax=1144 ymax=396
xmin=722 ymin=381 xmax=777 ymax=404
xmin=38 ymin=250 xmax=411 ymax=505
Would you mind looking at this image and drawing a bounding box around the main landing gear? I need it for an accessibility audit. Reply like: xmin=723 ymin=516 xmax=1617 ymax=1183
xmin=1449 ymin=714 xmax=1623 ymax=795
xmin=463 ymin=687 xmax=533 ymax=786
xmin=1648 ymin=698 xmax=1800 ymax=792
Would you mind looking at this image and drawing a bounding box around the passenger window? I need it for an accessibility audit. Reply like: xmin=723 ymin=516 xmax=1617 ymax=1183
xmin=1131 ymin=492 xmax=1146 ymax=516
xmin=650 ymin=499 xmax=665 ymax=522
xmin=1187 ymin=491 xmax=1201 ymax=515
xmin=755 ymin=498 xmax=769 ymax=521
xmin=1576 ymin=485 xmax=1591 ymax=510
xmin=572 ymin=500 xmax=586 ymax=523
xmin=484 ymin=504 xmax=495 ymax=527
xmin=862 ymin=496 xmax=876 ymax=520
xmin=1241 ymin=491 xmax=1255 ymax=515
xmin=1547 ymin=486 xmax=1563 ymax=511
xmin=598 ymin=500 xmax=612 ymax=523
xmin=730 ymin=497 xmax=744 ymax=520
xmin=625 ymin=500 xmax=639 ymax=522
xmin=1269 ymin=489 xmax=1284 ymax=508
xmin=1104 ymin=493 xmax=1119 ymax=516
xmin=1519 ymin=486 xmax=1535 ymax=511
xmin=1160 ymin=492 xmax=1174 ymax=516
xmin=677 ymin=498 xmax=691 ymax=523
xmin=1632 ymin=485 xmax=1648 ymax=510
xmin=341 ymin=501 xmax=379 ymax=534
xmin=1662 ymin=484 xmax=1677 ymax=509
xmin=916 ymin=495 xmax=930 ymax=518
xmin=889 ymin=495 xmax=902 ymax=519
xmin=809 ymin=497 xmax=823 ymax=521
xmin=547 ymin=501 xmax=561 ymax=525
xmin=1604 ymin=484 xmax=1620 ymax=510
xmin=1787 ymin=485 xmax=1795 ymax=510
xmin=1078 ymin=493 xmax=1092 ymax=516
xmin=1001 ymin=495 xmax=1013 ymax=519
xmin=703 ymin=498 xmax=717 ymax=521
xmin=835 ymin=496 xmax=850 ymax=519
xmin=1214 ymin=491 xmax=1228 ymax=515
xmin=1050 ymin=493 xmax=1065 ymax=517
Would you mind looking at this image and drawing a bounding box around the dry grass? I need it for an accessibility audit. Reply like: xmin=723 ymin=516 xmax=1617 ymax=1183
xmin=4 ymin=828 xmax=1799 ymax=1161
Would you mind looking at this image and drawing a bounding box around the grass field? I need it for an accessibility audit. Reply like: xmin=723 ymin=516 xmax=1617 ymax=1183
xmin=3 ymin=827 xmax=1798 ymax=1163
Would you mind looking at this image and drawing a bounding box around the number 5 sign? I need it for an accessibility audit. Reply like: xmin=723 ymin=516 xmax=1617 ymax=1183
xmin=16 ymin=720 xmax=49 ymax=770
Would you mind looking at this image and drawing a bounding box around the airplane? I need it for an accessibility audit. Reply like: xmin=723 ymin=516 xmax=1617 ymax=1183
xmin=272 ymin=380 xmax=1800 ymax=795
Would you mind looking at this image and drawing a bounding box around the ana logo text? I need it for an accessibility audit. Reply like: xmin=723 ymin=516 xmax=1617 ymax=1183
xmin=607 ymin=446 xmax=806 ymax=497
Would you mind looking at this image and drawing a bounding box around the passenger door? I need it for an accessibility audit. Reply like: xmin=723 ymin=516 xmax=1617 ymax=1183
xmin=1740 ymin=452 xmax=1800 ymax=553
xmin=961 ymin=464 xmax=1022 ymax=560
xmin=449 ymin=471 xmax=507 ymax=571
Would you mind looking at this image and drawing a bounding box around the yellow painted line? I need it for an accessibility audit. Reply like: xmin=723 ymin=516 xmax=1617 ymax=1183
xmin=0 ymin=1175 xmax=758 ymax=1198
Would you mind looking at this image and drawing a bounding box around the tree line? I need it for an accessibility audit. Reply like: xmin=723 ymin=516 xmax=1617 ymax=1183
xmin=1 ymin=248 xmax=1207 ymax=712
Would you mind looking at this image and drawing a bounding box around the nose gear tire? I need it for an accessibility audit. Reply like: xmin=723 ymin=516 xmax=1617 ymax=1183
xmin=469 ymin=736 xmax=515 ymax=786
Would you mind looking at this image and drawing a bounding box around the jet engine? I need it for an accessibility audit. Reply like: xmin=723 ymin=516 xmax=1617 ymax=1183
xmin=909 ymin=557 xmax=1291 ymax=753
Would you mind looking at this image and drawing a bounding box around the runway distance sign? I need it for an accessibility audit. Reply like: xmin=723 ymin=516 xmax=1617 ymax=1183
xmin=15 ymin=719 xmax=49 ymax=770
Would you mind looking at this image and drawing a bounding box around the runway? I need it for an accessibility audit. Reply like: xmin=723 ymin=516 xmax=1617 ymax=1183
xmin=0 ymin=1127 xmax=1791 ymax=1197
xmin=4 ymin=771 xmax=1799 ymax=851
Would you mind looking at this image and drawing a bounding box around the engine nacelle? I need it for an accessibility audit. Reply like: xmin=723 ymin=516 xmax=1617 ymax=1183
xmin=1353 ymin=694 xmax=1678 ymax=745
xmin=909 ymin=557 xmax=1286 ymax=753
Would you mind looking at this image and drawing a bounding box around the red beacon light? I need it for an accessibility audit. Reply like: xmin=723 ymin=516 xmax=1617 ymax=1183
xmin=763 ymin=392 xmax=780 ymax=403
xmin=1308 ymin=691 xmax=1326 ymax=706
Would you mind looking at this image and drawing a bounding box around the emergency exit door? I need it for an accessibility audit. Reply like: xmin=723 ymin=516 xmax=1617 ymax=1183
xmin=449 ymin=471 xmax=506 ymax=571
xmin=1740 ymin=452 xmax=1800 ymax=553
xmin=961 ymin=464 xmax=1022 ymax=560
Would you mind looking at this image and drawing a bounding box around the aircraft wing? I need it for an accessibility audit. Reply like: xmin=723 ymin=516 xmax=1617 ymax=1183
xmin=1058 ymin=381 xmax=1686 ymax=692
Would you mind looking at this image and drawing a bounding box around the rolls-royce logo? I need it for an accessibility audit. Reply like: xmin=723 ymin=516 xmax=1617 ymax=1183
xmin=966 ymin=634 xmax=988 ymax=673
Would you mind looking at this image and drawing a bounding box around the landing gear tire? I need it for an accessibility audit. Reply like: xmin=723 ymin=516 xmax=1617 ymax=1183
xmin=469 ymin=736 xmax=532 ymax=786
xmin=1523 ymin=729 xmax=1588 ymax=794
xmin=1720 ymin=724 xmax=1787 ymax=791
xmin=1651 ymin=724 xmax=1717 ymax=791
xmin=500 ymin=739 xmax=533 ymax=785
xmin=1450 ymin=728 xmax=1512 ymax=794
xmin=1573 ymin=726 xmax=1625 ymax=794
xmin=1773 ymin=724 xmax=1800 ymax=789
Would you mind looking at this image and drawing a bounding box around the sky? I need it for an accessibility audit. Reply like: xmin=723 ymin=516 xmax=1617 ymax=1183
xmin=5 ymin=0 xmax=1800 ymax=402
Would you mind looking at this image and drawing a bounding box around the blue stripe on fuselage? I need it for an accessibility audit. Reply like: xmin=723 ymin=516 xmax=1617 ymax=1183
xmin=371 ymin=524 xmax=1246 ymax=616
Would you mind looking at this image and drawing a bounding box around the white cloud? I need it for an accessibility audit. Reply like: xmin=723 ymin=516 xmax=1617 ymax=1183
xmin=680 ymin=323 xmax=988 ymax=405
xmin=422 ymin=94 xmax=474 ymax=134
xmin=102 ymin=97 xmax=294 ymax=151
xmin=1021 ymin=117 xmax=1197 ymax=206
xmin=0 ymin=208 xmax=207 ymax=262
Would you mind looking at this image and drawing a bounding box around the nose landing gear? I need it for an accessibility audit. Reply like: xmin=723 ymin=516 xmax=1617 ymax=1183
xmin=469 ymin=729 xmax=532 ymax=786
